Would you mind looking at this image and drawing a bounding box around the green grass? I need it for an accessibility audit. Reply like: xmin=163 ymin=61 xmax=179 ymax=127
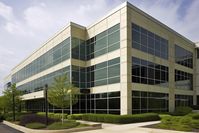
xmin=25 ymin=122 xmax=46 ymax=129
xmin=76 ymin=123 xmax=89 ymax=128
xmin=47 ymin=121 xmax=80 ymax=130
xmin=156 ymin=113 xmax=199 ymax=132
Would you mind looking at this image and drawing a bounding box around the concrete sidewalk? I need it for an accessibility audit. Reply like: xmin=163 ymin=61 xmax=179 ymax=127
xmin=75 ymin=121 xmax=196 ymax=133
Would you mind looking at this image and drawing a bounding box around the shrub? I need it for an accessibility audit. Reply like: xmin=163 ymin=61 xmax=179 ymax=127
xmin=37 ymin=112 xmax=67 ymax=120
xmin=3 ymin=112 xmax=31 ymax=121
xmin=25 ymin=122 xmax=46 ymax=129
xmin=191 ymin=120 xmax=199 ymax=129
xmin=192 ymin=113 xmax=199 ymax=120
xmin=157 ymin=115 xmax=199 ymax=131
xmin=81 ymin=113 xmax=160 ymax=124
xmin=0 ymin=113 xmax=5 ymax=122
xmin=47 ymin=121 xmax=80 ymax=130
xmin=67 ymin=114 xmax=83 ymax=120
xmin=20 ymin=114 xmax=58 ymax=126
xmin=172 ymin=106 xmax=192 ymax=116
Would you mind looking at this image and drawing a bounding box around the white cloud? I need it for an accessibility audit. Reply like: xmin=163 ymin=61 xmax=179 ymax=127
xmin=0 ymin=2 xmax=14 ymax=21
xmin=24 ymin=5 xmax=53 ymax=30
xmin=131 ymin=0 xmax=199 ymax=42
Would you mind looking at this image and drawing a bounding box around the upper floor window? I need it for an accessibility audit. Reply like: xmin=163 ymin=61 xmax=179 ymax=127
xmin=132 ymin=23 xmax=168 ymax=60
xmin=175 ymin=45 xmax=193 ymax=68
xmin=197 ymin=48 xmax=199 ymax=59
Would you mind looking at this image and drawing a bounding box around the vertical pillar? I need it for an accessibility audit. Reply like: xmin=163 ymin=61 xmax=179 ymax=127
xmin=168 ymin=39 xmax=175 ymax=112
xmin=120 ymin=6 xmax=132 ymax=115
xmin=193 ymin=49 xmax=197 ymax=105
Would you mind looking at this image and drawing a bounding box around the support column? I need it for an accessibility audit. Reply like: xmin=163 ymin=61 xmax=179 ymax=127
xmin=168 ymin=39 xmax=175 ymax=112
xmin=193 ymin=49 xmax=197 ymax=105
xmin=120 ymin=6 xmax=132 ymax=115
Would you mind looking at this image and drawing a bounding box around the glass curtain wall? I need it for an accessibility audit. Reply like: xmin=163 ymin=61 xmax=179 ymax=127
xmin=17 ymin=66 xmax=70 ymax=94
xmin=132 ymin=91 xmax=168 ymax=113
xmin=175 ymin=69 xmax=193 ymax=90
xmin=12 ymin=38 xmax=70 ymax=83
xmin=132 ymin=57 xmax=169 ymax=87
xmin=175 ymin=94 xmax=193 ymax=107
xmin=86 ymin=24 xmax=120 ymax=60
xmin=175 ymin=45 xmax=193 ymax=68
xmin=132 ymin=23 xmax=168 ymax=59
xmin=25 ymin=91 xmax=120 ymax=114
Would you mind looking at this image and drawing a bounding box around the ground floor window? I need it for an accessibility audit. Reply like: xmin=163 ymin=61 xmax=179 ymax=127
xmin=25 ymin=91 xmax=120 ymax=114
xmin=132 ymin=91 xmax=168 ymax=114
xmin=197 ymin=96 xmax=199 ymax=106
xmin=175 ymin=94 xmax=193 ymax=107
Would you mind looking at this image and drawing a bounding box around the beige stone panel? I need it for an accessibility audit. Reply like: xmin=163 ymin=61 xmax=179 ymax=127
xmin=193 ymin=47 xmax=197 ymax=105
xmin=22 ymin=90 xmax=44 ymax=100
xmin=120 ymin=12 xmax=127 ymax=28
xmin=62 ymin=26 xmax=71 ymax=40
xmin=196 ymin=60 xmax=199 ymax=73
xmin=71 ymin=26 xmax=86 ymax=40
xmin=94 ymin=19 xmax=107 ymax=35
xmin=129 ymin=9 xmax=168 ymax=40
xmin=71 ymin=59 xmax=86 ymax=67
xmin=120 ymin=6 xmax=127 ymax=15
xmin=86 ymin=26 xmax=95 ymax=39
xmin=53 ymin=31 xmax=64 ymax=46
xmin=120 ymin=75 xmax=128 ymax=83
xmin=107 ymin=10 xmax=120 ymax=29
xmin=175 ymin=89 xmax=194 ymax=95
xmin=174 ymin=39 xmax=195 ymax=52
xmin=93 ymin=55 xmax=108 ymax=65
xmin=107 ymin=49 xmax=120 ymax=60
xmin=175 ymin=64 xmax=193 ymax=74
xmin=120 ymin=27 xmax=127 ymax=41
xmin=16 ymin=59 xmax=70 ymax=87
xmin=132 ymin=83 xmax=169 ymax=94
xmin=86 ymin=50 xmax=120 ymax=67
xmin=120 ymin=39 xmax=128 ymax=49
xmin=168 ymin=38 xmax=175 ymax=112
xmin=120 ymin=83 xmax=132 ymax=114
xmin=131 ymin=49 xmax=169 ymax=66
xmin=90 ymin=83 xmax=120 ymax=94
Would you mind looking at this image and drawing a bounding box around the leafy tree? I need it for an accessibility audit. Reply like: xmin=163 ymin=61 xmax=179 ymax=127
xmin=3 ymin=83 xmax=22 ymax=121
xmin=0 ymin=95 xmax=7 ymax=113
xmin=48 ymin=75 xmax=79 ymax=124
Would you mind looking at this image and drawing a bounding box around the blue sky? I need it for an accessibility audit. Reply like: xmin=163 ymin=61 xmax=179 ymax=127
xmin=0 ymin=0 xmax=198 ymax=95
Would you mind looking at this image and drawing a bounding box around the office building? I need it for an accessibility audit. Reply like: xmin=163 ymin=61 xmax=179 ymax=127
xmin=4 ymin=2 xmax=199 ymax=115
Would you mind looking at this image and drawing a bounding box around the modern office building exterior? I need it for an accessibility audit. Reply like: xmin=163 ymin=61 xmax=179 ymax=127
xmin=4 ymin=2 xmax=199 ymax=115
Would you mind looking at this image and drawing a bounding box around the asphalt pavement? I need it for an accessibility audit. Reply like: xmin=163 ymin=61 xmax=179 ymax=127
xmin=0 ymin=123 xmax=23 ymax=133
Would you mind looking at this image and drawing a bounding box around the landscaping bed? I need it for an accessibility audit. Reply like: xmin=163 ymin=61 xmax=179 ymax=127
xmin=145 ymin=107 xmax=199 ymax=132
xmin=67 ymin=113 xmax=160 ymax=124
xmin=2 ymin=113 xmax=101 ymax=132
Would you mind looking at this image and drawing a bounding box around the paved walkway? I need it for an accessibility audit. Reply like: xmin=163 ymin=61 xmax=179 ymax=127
xmin=0 ymin=123 xmax=23 ymax=133
xmin=76 ymin=121 xmax=196 ymax=133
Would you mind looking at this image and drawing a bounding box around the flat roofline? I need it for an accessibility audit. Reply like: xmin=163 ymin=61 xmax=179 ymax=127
xmin=12 ymin=22 xmax=86 ymax=71
xmin=195 ymin=42 xmax=199 ymax=47
xmin=126 ymin=2 xmax=195 ymax=45
xmin=88 ymin=1 xmax=194 ymax=45
xmin=11 ymin=1 xmax=196 ymax=72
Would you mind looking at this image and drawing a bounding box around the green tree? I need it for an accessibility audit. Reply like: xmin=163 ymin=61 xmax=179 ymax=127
xmin=3 ymin=83 xmax=22 ymax=121
xmin=0 ymin=95 xmax=7 ymax=113
xmin=48 ymin=75 xmax=79 ymax=124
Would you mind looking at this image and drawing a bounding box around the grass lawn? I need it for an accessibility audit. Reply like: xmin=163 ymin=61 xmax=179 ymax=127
xmin=154 ymin=113 xmax=199 ymax=132
xmin=25 ymin=120 xmax=89 ymax=130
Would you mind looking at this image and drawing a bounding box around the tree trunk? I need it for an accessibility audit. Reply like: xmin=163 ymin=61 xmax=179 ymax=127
xmin=62 ymin=109 xmax=64 ymax=124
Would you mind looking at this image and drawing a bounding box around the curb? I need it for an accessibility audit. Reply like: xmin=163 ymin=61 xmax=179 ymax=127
xmin=3 ymin=120 xmax=102 ymax=133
